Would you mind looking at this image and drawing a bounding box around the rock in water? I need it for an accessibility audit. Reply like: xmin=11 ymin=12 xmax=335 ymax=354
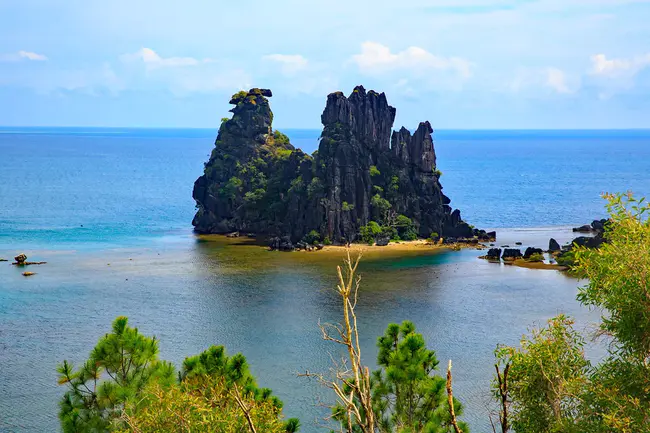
xmin=524 ymin=247 xmax=544 ymax=259
xmin=14 ymin=254 xmax=27 ymax=264
xmin=549 ymin=238 xmax=561 ymax=252
xmin=481 ymin=248 xmax=501 ymax=260
xmin=193 ymin=86 xmax=481 ymax=244
xmin=502 ymin=249 xmax=523 ymax=260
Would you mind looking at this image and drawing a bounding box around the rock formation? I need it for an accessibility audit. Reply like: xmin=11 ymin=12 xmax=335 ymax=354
xmin=523 ymin=247 xmax=544 ymax=259
xmin=480 ymin=248 xmax=501 ymax=260
xmin=548 ymin=238 xmax=561 ymax=252
xmin=193 ymin=86 xmax=484 ymax=245
xmin=502 ymin=249 xmax=523 ymax=261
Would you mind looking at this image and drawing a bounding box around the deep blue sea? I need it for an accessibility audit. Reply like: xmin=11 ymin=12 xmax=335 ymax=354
xmin=1 ymin=128 xmax=649 ymax=432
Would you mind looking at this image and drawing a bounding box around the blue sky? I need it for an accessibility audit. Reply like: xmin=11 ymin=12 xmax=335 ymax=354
xmin=1 ymin=0 xmax=649 ymax=129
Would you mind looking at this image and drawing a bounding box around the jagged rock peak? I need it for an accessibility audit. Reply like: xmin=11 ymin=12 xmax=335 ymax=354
xmin=224 ymin=88 xmax=274 ymax=144
xmin=391 ymin=121 xmax=437 ymax=172
xmin=321 ymin=85 xmax=396 ymax=151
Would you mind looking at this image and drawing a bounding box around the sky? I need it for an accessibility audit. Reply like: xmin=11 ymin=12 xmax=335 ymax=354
xmin=1 ymin=0 xmax=649 ymax=129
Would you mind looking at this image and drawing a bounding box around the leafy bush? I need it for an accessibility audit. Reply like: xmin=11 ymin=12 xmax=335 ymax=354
xmin=371 ymin=194 xmax=391 ymax=222
xmin=303 ymin=230 xmax=321 ymax=245
xmin=273 ymin=130 xmax=291 ymax=146
xmin=323 ymin=236 xmax=332 ymax=246
xmin=369 ymin=165 xmax=381 ymax=177
xmin=223 ymin=177 xmax=243 ymax=199
xmin=307 ymin=178 xmax=323 ymax=199
xmin=342 ymin=201 xmax=355 ymax=212
xmin=395 ymin=214 xmax=418 ymax=241
xmin=381 ymin=225 xmax=398 ymax=241
xmin=556 ymin=250 xmax=576 ymax=267
xmin=527 ymin=252 xmax=545 ymax=262
xmin=360 ymin=221 xmax=382 ymax=245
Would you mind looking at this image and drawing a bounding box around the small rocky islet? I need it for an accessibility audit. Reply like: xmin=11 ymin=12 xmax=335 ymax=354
xmin=479 ymin=219 xmax=609 ymax=270
xmin=192 ymin=86 xmax=495 ymax=251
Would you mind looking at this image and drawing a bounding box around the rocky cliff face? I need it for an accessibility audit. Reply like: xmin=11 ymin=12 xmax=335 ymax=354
xmin=193 ymin=86 xmax=485 ymax=244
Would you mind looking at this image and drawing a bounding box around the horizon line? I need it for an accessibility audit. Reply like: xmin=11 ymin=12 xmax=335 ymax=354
xmin=2 ymin=126 xmax=650 ymax=131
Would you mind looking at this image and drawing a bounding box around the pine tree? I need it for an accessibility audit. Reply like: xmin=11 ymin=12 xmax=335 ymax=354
xmin=57 ymin=316 xmax=175 ymax=432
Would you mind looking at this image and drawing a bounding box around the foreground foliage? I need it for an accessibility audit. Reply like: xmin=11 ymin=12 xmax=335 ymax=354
xmin=493 ymin=193 xmax=650 ymax=433
xmin=58 ymin=320 xmax=298 ymax=433
xmin=306 ymin=251 xmax=468 ymax=433
xmin=373 ymin=321 xmax=468 ymax=433
xmin=118 ymin=348 xmax=300 ymax=433
xmin=57 ymin=317 xmax=175 ymax=432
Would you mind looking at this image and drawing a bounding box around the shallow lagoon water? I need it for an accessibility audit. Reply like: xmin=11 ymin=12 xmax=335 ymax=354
xmin=1 ymin=128 xmax=647 ymax=432
xmin=1 ymin=229 xmax=602 ymax=432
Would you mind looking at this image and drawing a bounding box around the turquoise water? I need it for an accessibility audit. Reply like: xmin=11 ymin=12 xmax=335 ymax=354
xmin=1 ymin=128 xmax=649 ymax=432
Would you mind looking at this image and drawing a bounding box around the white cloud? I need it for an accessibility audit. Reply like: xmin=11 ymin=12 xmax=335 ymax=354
xmin=590 ymin=53 xmax=650 ymax=78
xmin=509 ymin=66 xmax=578 ymax=95
xmin=545 ymin=67 xmax=572 ymax=94
xmin=120 ymin=47 xmax=208 ymax=69
xmin=351 ymin=42 xmax=472 ymax=78
xmin=262 ymin=54 xmax=309 ymax=76
xmin=18 ymin=51 xmax=48 ymax=61
xmin=0 ymin=50 xmax=48 ymax=62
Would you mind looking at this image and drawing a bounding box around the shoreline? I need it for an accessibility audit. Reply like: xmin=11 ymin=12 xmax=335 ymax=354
xmin=196 ymin=234 xmax=485 ymax=260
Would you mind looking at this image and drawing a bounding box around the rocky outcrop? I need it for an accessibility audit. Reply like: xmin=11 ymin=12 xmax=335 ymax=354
xmin=480 ymin=248 xmax=501 ymax=260
xmin=572 ymin=219 xmax=609 ymax=234
xmin=548 ymin=238 xmax=561 ymax=252
xmin=502 ymin=249 xmax=523 ymax=260
xmin=268 ymin=236 xmax=294 ymax=252
xmin=570 ymin=236 xmax=605 ymax=250
xmin=192 ymin=86 xmax=484 ymax=245
xmin=11 ymin=253 xmax=46 ymax=266
xmin=524 ymin=247 xmax=544 ymax=259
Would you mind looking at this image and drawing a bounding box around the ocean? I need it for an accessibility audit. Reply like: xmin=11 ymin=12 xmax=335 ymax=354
xmin=1 ymin=128 xmax=649 ymax=432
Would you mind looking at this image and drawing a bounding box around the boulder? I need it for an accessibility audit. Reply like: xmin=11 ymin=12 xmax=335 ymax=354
xmin=515 ymin=242 xmax=522 ymax=246
xmin=502 ymin=249 xmax=523 ymax=260
xmin=571 ymin=236 xmax=605 ymax=249
xmin=524 ymin=247 xmax=544 ymax=259
xmin=486 ymin=248 xmax=502 ymax=259
xmin=487 ymin=231 xmax=497 ymax=241
xmin=316 ymin=243 xmax=324 ymax=250
xmin=591 ymin=219 xmax=609 ymax=233
xmin=14 ymin=254 xmax=27 ymax=264
xmin=376 ymin=237 xmax=390 ymax=246
xmin=268 ymin=237 xmax=280 ymax=251
xmin=279 ymin=236 xmax=294 ymax=251
xmin=268 ymin=236 xmax=294 ymax=251
xmin=226 ymin=231 xmax=240 ymax=238
xmin=548 ymin=238 xmax=561 ymax=252
xmin=573 ymin=224 xmax=593 ymax=233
